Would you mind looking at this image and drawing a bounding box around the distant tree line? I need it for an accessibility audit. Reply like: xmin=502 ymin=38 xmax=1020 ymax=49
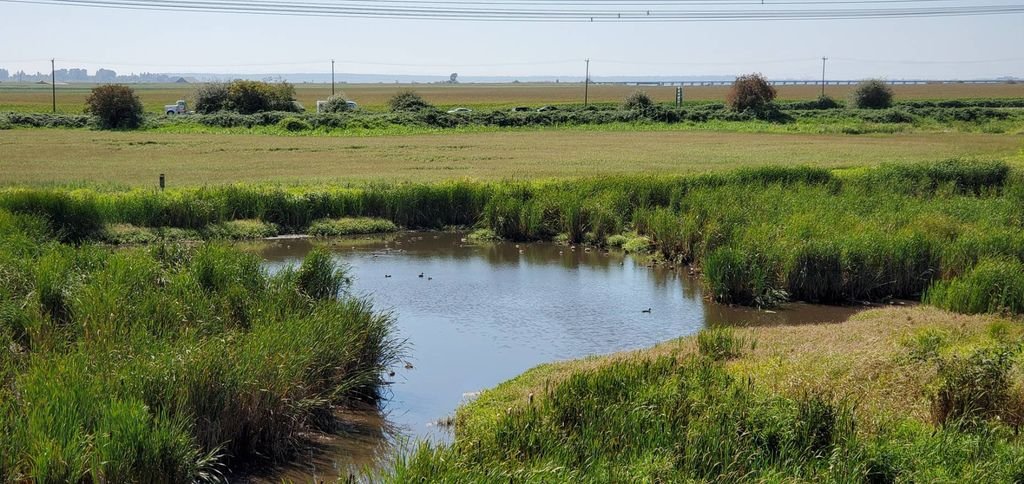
xmin=0 ymin=67 xmax=181 ymax=83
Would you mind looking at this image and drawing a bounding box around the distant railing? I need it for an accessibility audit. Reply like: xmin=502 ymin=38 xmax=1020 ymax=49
xmin=600 ymin=79 xmax=1016 ymax=87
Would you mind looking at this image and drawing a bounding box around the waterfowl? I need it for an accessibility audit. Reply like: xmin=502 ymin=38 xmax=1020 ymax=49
xmin=418 ymin=272 xmax=424 ymax=278
xmin=641 ymin=308 xmax=652 ymax=313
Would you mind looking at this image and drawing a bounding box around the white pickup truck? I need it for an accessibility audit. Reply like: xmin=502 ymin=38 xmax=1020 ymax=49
xmin=164 ymin=100 xmax=187 ymax=115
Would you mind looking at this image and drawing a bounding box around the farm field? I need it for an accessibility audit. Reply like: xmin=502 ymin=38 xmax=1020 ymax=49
xmin=0 ymin=127 xmax=1020 ymax=186
xmin=2 ymin=81 xmax=1024 ymax=113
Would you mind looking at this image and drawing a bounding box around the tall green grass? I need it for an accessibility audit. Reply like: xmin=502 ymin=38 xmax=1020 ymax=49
xmin=2 ymin=159 xmax=1022 ymax=314
xmin=0 ymin=213 xmax=400 ymax=480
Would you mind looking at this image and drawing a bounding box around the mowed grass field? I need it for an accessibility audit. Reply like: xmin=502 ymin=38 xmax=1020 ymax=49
xmin=2 ymin=81 xmax=1024 ymax=113
xmin=1 ymin=127 xmax=1020 ymax=186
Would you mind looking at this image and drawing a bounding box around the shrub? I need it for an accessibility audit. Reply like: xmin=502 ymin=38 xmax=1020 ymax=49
xmin=319 ymin=94 xmax=354 ymax=113
xmin=84 ymin=84 xmax=144 ymax=129
xmin=853 ymin=80 xmax=894 ymax=109
xmin=389 ymin=90 xmax=434 ymax=112
xmin=623 ymin=90 xmax=654 ymax=111
xmin=815 ymin=95 xmax=841 ymax=109
xmin=193 ymin=82 xmax=229 ymax=114
xmin=727 ymin=73 xmax=776 ymax=112
xmin=225 ymin=80 xmax=298 ymax=114
xmin=277 ymin=117 xmax=311 ymax=132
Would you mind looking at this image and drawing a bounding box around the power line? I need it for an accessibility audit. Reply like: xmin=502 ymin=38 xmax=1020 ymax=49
xmin=3 ymin=0 xmax=1023 ymax=21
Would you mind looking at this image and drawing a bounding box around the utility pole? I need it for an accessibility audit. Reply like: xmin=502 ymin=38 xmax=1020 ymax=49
xmin=584 ymin=58 xmax=590 ymax=106
xmin=820 ymin=57 xmax=827 ymax=97
xmin=51 ymin=58 xmax=56 ymax=113
xmin=331 ymin=59 xmax=335 ymax=96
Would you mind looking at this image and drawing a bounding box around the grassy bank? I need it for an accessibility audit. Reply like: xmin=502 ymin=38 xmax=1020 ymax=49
xmin=3 ymin=160 xmax=1023 ymax=314
xmin=390 ymin=306 xmax=1024 ymax=481
xmin=0 ymin=210 xmax=400 ymax=481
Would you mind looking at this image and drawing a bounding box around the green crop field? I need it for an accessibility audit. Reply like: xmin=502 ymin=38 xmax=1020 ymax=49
xmin=2 ymin=81 xmax=1024 ymax=113
xmin=1 ymin=127 xmax=1020 ymax=186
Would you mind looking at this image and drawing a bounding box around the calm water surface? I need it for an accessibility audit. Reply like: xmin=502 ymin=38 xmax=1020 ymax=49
xmin=252 ymin=232 xmax=860 ymax=480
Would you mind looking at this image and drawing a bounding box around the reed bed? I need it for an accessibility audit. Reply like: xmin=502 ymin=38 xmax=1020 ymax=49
xmin=1 ymin=159 xmax=1021 ymax=315
xmin=0 ymin=213 xmax=400 ymax=481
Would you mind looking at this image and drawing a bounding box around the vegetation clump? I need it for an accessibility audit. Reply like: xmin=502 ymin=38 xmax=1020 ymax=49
xmin=307 ymin=217 xmax=398 ymax=237
xmin=925 ymin=257 xmax=1024 ymax=315
xmin=193 ymin=82 xmax=229 ymax=114
xmin=727 ymin=73 xmax=777 ymax=112
xmin=0 ymin=215 xmax=399 ymax=480
xmin=84 ymin=84 xmax=144 ymax=129
xmin=277 ymin=116 xmax=312 ymax=132
xmin=623 ymin=90 xmax=655 ymax=111
xmin=319 ymin=94 xmax=354 ymax=113
xmin=192 ymin=80 xmax=300 ymax=114
xmin=389 ymin=90 xmax=434 ymax=112
xmin=697 ymin=327 xmax=748 ymax=360
xmin=931 ymin=344 xmax=1019 ymax=429
xmin=853 ymin=79 xmax=895 ymax=109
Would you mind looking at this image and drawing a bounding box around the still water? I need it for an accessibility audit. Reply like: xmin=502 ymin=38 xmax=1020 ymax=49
xmin=252 ymin=232 xmax=859 ymax=480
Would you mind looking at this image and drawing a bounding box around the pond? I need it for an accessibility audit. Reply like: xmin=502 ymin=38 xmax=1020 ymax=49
xmin=251 ymin=232 xmax=860 ymax=480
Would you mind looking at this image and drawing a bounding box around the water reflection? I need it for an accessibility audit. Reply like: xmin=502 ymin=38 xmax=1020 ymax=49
xmin=251 ymin=231 xmax=861 ymax=480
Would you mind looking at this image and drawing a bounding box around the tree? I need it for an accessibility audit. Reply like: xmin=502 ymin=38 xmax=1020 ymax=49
xmin=85 ymin=84 xmax=144 ymax=129
xmin=727 ymin=73 xmax=777 ymax=112
xmin=853 ymin=79 xmax=893 ymax=109
xmin=388 ymin=90 xmax=434 ymax=112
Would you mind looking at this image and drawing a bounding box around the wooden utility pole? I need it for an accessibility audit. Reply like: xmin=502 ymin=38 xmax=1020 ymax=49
xmin=51 ymin=58 xmax=56 ymax=112
xmin=331 ymin=59 xmax=336 ymax=96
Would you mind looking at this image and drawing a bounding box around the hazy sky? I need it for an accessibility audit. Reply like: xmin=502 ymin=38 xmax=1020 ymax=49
xmin=2 ymin=1 xmax=1023 ymax=80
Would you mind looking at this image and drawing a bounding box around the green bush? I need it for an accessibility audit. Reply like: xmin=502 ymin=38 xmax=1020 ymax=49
xmin=727 ymin=73 xmax=776 ymax=112
xmin=389 ymin=90 xmax=434 ymax=112
xmin=319 ymin=94 xmax=353 ymax=113
xmin=277 ymin=116 xmax=311 ymax=132
xmin=853 ymin=80 xmax=894 ymax=109
xmin=84 ymin=84 xmax=144 ymax=129
xmin=193 ymin=82 xmax=229 ymax=114
xmin=623 ymin=90 xmax=654 ymax=111
xmin=225 ymin=80 xmax=298 ymax=114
